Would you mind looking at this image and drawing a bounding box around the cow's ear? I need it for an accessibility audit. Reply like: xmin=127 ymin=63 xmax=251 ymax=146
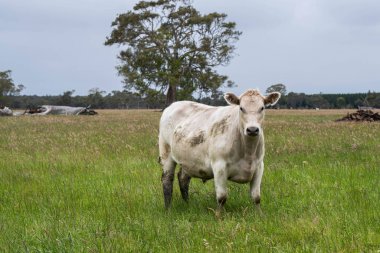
xmin=264 ymin=92 xmax=281 ymax=106
xmin=224 ymin=93 xmax=240 ymax=105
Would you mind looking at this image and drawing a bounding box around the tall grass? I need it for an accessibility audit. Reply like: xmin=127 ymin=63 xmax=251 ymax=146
xmin=0 ymin=109 xmax=379 ymax=252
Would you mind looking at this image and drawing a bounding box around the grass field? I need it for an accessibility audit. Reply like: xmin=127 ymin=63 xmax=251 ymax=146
xmin=0 ymin=109 xmax=379 ymax=252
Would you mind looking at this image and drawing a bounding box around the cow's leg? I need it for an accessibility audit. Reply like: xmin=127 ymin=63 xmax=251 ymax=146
xmin=178 ymin=166 xmax=191 ymax=202
xmin=159 ymin=139 xmax=176 ymax=209
xmin=161 ymin=158 xmax=176 ymax=209
xmin=212 ymin=161 xmax=228 ymax=217
xmin=250 ymin=160 xmax=264 ymax=213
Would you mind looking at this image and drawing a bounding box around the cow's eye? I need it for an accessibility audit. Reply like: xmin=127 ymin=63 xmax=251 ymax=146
xmin=240 ymin=107 xmax=245 ymax=113
xmin=260 ymin=106 xmax=265 ymax=112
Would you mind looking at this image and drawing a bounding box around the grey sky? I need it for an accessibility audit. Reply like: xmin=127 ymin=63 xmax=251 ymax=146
xmin=0 ymin=0 xmax=379 ymax=96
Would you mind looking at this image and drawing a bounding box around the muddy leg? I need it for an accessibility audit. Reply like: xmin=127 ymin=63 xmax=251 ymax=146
xmin=159 ymin=137 xmax=177 ymax=209
xmin=178 ymin=166 xmax=191 ymax=202
xmin=162 ymin=158 xmax=176 ymax=209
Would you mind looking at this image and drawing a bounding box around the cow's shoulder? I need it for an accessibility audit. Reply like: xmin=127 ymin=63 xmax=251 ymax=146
xmin=162 ymin=101 xmax=215 ymax=124
xmin=169 ymin=101 xmax=214 ymax=113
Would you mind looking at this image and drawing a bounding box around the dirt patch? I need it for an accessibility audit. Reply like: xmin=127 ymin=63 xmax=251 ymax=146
xmin=188 ymin=131 xmax=206 ymax=146
xmin=159 ymin=142 xmax=171 ymax=163
xmin=336 ymin=110 xmax=380 ymax=122
xmin=174 ymin=128 xmax=186 ymax=142
xmin=210 ymin=116 xmax=230 ymax=137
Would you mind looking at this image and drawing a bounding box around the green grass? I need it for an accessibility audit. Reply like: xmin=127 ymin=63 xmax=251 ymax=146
xmin=0 ymin=109 xmax=379 ymax=252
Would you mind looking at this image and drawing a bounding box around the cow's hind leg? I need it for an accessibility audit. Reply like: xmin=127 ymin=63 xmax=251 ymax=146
xmin=162 ymin=160 xmax=176 ymax=209
xmin=159 ymin=140 xmax=176 ymax=209
xmin=178 ymin=166 xmax=191 ymax=202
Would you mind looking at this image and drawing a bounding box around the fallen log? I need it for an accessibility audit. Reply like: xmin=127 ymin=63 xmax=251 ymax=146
xmin=24 ymin=105 xmax=97 ymax=115
xmin=0 ymin=106 xmax=13 ymax=116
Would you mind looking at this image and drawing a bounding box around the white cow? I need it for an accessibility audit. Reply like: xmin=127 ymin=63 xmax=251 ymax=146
xmin=159 ymin=89 xmax=281 ymax=214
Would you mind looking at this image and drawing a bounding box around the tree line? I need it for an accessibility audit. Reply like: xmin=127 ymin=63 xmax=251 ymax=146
xmin=5 ymin=89 xmax=380 ymax=110
xmin=277 ymin=92 xmax=380 ymax=109
xmin=2 ymin=69 xmax=379 ymax=110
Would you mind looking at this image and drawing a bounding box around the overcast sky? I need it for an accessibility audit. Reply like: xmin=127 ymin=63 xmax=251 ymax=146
xmin=0 ymin=0 xmax=379 ymax=96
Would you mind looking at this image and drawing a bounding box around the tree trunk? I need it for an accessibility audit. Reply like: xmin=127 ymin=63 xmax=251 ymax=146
xmin=166 ymin=84 xmax=176 ymax=106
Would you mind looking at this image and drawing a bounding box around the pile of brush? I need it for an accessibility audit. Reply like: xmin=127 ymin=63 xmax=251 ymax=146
xmin=336 ymin=110 xmax=380 ymax=122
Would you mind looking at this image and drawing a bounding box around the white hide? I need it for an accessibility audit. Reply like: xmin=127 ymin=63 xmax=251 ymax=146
xmin=159 ymin=89 xmax=281 ymax=207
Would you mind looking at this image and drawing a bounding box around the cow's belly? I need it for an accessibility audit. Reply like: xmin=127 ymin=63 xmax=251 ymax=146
xmin=171 ymin=146 xmax=213 ymax=178
xmin=184 ymin=165 xmax=214 ymax=180
xmin=227 ymin=159 xmax=256 ymax=183
xmin=173 ymin=147 xmax=257 ymax=184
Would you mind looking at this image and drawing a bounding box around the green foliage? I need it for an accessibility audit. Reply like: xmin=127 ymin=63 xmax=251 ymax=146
xmin=276 ymin=92 xmax=380 ymax=109
xmin=57 ymin=90 xmax=75 ymax=106
xmin=87 ymin=88 xmax=106 ymax=108
xmin=0 ymin=110 xmax=379 ymax=251
xmin=365 ymin=90 xmax=380 ymax=108
xmin=266 ymin=83 xmax=287 ymax=96
xmin=336 ymin=96 xmax=346 ymax=108
xmin=105 ymin=0 xmax=241 ymax=104
xmin=0 ymin=70 xmax=24 ymax=105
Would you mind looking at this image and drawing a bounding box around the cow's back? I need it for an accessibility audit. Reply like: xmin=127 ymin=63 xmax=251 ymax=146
xmin=159 ymin=101 xmax=216 ymax=144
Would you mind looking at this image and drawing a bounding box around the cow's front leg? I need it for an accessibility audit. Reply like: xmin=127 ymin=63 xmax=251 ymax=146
xmin=250 ymin=160 xmax=264 ymax=213
xmin=212 ymin=161 xmax=228 ymax=217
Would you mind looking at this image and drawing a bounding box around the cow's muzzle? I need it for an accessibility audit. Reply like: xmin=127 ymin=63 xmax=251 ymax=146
xmin=246 ymin=127 xmax=260 ymax=136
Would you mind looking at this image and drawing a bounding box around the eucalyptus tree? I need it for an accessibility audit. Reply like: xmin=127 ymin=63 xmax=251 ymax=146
xmin=266 ymin=83 xmax=287 ymax=96
xmin=0 ymin=70 xmax=24 ymax=105
xmin=105 ymin=0 xmax=241 ymax=105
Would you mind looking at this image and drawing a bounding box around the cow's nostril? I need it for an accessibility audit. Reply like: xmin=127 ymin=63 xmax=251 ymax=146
xmin=246 ymin=127 xmax=259 ymax=136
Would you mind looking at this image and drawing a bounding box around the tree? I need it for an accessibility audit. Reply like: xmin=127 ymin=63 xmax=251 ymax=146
xmin=105 ymin=0 xmax=241 ymax=105
xmin=266 ymin=83 xmax=287 ymax=96
xmin=287 ymin=92 xmax=306 ymax=108
xmin=336 ymin=96 xmax=346 ymax=108
xmin=58 ymin=90 xmax=75 ymax=105
xmin=307 ymin=95 xmax=330 ymax=109
xmin=87 ymin=88 xmax=106 ymax=108
xmin=366 ymin=90 xmax=380 ymax=108
xmin=107 ymin=90 xmax=130 ymax=108
xmin=0 ymin=70 xmax=24 ymax=105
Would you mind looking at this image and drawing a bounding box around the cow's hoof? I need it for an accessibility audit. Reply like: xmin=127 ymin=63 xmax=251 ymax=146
xmin=215 ymin=209 xmax=222 ymax=219
xmin=255 ymin=204 xmax=264 ymax=217
xmin=207 ymin=207 xmax=223 ymax=219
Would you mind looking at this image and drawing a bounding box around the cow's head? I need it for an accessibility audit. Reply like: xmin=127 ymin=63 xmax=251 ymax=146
xmin=224 ymin=89 xmax=280 ymax=137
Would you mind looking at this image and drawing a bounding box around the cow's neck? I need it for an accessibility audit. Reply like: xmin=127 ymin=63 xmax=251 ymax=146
xmin=242 ymin=134 xmax=262 ymax=157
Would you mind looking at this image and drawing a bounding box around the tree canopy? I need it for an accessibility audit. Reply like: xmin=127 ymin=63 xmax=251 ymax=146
xmin=105 ymin=0 xmax=241 ymax=105
xmin=0 ymin=70 xmax=24 ymax=105
xmin=266 ymin=83 xmax=287 ymax=96
xmin=58 ymin=90 xmax=75 ymax=105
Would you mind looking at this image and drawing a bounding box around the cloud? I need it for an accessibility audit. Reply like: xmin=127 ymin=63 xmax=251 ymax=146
xmin=320 ymin=0 xmax=380 ymax=27
xmin=0 ymin=0 xmax=379 ymax=95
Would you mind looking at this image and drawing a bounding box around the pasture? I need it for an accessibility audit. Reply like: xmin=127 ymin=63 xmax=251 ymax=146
xmin=0 ymin=109 xmax=379 ymax=252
